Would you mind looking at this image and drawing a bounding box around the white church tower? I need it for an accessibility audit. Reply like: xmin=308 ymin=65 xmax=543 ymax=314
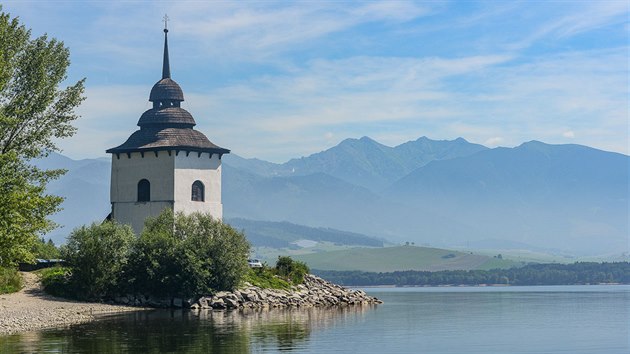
xmin=106 ymin=26 xmax=229 ymax=234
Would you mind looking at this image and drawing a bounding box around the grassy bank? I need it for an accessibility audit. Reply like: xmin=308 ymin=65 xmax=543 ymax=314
xmin=35 ymin=266 xmax=72 ymax=298
xmin=293 ymin=245 xmax=517 ymax=272
xmin=0 ymin=267 xmax=22 ymax=294
xmin=243 ymin=268 xmax=291 ymax=290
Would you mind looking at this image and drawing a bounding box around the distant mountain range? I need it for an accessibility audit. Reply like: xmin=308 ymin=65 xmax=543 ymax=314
xmin=227 ymin=136 xmax=487 ymax=191
xmin=35 ymin=136 xmax=629 ymax=256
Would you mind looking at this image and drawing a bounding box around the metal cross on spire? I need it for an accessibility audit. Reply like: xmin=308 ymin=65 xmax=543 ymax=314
xmin=163 ymin=14 xmax=169 ymax=31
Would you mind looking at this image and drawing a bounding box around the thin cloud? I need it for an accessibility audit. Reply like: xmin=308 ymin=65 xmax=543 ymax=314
xmin=509 ymin=1 xmax=628 ymax=50
xmin=484 ymin=137 xmax=504 ymax=147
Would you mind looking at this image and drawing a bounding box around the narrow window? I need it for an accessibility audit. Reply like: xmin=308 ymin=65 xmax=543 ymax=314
xmin=138 ymin=179 xmax=150 ymax=202
xmin=192 ymin=180 xmax=204 ymax=202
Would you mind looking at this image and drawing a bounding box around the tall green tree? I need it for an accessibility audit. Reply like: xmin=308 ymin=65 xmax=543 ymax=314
xmin=0 ymin=9 xmax=85 ymax=266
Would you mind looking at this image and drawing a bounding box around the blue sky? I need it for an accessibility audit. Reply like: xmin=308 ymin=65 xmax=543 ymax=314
xmin=2 ymin=1 xmax=628 ymax=162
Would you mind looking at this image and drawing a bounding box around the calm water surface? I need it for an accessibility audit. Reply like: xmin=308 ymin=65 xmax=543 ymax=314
xmin=1 ymin=285 xmax=628 ymax=353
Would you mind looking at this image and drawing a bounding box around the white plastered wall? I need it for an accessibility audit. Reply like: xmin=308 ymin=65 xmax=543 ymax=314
xmin=173 ymin=152 xmax=222 ymax=219
xmin=111 ymin=151 xmax=175 ymax=234
xmin=110 ymin=150 xmax=223 ymax=234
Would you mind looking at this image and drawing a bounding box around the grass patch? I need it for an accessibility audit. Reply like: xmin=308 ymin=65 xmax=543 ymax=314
xmin=293 ymin=245 xmax=516 ymax=272
xmin=0 ymin=267 xmax=22 ymax=294
xmin=35 ymin=266 xmax=73 ymax=298
xmin=477 ymin=257 xmax=520 ymax=270
xmin=243 ymin=268 xmax=291 ymax=290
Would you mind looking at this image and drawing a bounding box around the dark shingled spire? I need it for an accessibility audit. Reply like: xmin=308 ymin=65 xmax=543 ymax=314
xmin=162 ymin=28 xmax=171 ymax=79
xmin=106 ymin=22 xmax=230 ymax=156
xmin=149 ymin=24 xmax=183 ymax=102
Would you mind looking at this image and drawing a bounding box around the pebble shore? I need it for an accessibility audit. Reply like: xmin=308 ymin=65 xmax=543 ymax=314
xmin=0 ymin=273 xmax=146 ymax=335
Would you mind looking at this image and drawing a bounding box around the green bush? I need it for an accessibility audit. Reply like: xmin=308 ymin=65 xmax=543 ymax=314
xmin=0 ymin=267 xmax=22 ymax=294
xmin=36 ymin=266 xmax=71 ymax=297
xmin=275 ymin=256 xmax=310 ymax=284
xmin=127 ymin=209 xmax=251 ymax=298
xmin=243 ymin=267 xmax=290 ymax=290
xmin=61 ymin=221 xmax=134 ymax=300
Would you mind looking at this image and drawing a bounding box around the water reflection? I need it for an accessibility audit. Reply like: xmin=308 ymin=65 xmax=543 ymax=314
xmin=1 ymin=305 xmax=377 ymax=353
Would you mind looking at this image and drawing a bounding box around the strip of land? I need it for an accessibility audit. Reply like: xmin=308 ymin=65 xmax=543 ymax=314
xmin=0 ymin=272 xmax=146 ymax=335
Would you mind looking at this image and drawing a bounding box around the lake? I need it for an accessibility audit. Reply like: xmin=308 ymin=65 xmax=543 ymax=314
xmin=1 ymin=285 xmax=628 ymax=353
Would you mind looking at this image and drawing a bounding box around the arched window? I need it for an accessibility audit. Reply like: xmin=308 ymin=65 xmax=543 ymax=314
xmin=192 ymin=180 xmax=204 ymax=202
xmin=137 ymin=179 xmax=150 ymax=202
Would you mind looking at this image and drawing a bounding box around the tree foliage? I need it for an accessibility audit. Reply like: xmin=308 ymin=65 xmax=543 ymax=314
xmin=127 ymin=209 xmax=251 ymax=298
xmin=0 ymin=9 xmax=85 ymax=266
xmin=31 ymin=237 xmax=60 ymax=260
xmin=314 ymin=262 xmax=630 ymax=286
xmin=61 ymin=222 xmax=135 ymax=300
xmin=0 ymin=153 xmax=62 ymax=266
xmin=57 ymin=209 xmax=251 ymax=300
xmin=275 ymin=256 xmax=309 ymax=284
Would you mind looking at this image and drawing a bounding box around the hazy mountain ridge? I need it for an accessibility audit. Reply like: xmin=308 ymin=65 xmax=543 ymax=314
xmin=223 ymin=136 xmax=487 ymax=191
xmin=33 ymin=137 xmax=629 ymax=256
xmin=32 ymin=154 xmax=111 ymax=243
xmin=386 ymin=141 xmax=628 ymax=254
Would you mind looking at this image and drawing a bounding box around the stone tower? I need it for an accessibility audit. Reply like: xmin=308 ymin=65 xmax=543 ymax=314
xmin=106 ymin=26 xmax=229 ymax=234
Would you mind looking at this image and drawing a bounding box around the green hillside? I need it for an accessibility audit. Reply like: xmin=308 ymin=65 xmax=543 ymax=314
xmin=227 ymin=218 xmax=385 ymax=248
xmin=293 ymin=245 xmax=517 ymax=272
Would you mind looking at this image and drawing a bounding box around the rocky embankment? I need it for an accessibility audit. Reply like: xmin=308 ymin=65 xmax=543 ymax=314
xmin=113 ymin=274 xmax=382 ymax=309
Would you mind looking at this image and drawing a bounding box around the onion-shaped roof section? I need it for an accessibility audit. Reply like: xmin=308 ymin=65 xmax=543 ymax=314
xmin=149 ymin=78 xmax=184 ymax=102
xmin=137 ymin=107 xmax=196 ymax=127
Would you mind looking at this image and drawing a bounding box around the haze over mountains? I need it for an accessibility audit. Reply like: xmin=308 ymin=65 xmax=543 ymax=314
xmin=36 ymin=136 xmax=629 ymax=256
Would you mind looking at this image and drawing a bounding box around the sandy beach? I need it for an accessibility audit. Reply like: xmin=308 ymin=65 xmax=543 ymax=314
xmin=0 ymin=272 xmax=146 ymax=335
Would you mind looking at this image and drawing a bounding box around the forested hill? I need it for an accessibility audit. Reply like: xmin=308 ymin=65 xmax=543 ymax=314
xmin=314 ymin=262 xmax=630 ymax=286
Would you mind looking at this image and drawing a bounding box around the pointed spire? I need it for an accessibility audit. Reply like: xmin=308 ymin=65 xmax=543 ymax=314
xmin=162 ymin=14 xmax=171 ymax=79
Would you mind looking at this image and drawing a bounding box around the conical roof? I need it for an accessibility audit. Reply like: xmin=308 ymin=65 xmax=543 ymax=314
xmin=106 ymin=27 xmax=229 ymax=156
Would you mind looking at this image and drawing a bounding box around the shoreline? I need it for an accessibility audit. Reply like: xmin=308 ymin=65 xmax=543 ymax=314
xmin=1 ymin=273 xmax=381 ymax=335
xmin=0 ymin=272 xmax=148 ymax=336
xmin=356 ymin=283 xmax=627 ymax=288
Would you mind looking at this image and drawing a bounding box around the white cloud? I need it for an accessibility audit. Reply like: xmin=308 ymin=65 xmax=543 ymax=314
xmin=484 ymin=137 xmax=504 ymax=147
xmin=157 ymin=1 xmax=431 ymax=60
xmin=509 ymin=1 xmax=628 ymax=50
xmin=562 ymin=131 xmax=575 ymax=138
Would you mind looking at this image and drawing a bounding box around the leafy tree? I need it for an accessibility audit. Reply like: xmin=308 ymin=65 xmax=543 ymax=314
xmin=0 ymin=153 xmax=62 ymax=266
xmin=61 ymin=222 xmax=134 ymax=300
xmin=314 ymin=262 xmax=630 ymax=286
xmin=0 ymin=9 xmax=85 ymax=266
xmin=31 ymin=237 xmax=60 ymax=259
xmin=127 ymin=209 xmax=251 ymax=298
